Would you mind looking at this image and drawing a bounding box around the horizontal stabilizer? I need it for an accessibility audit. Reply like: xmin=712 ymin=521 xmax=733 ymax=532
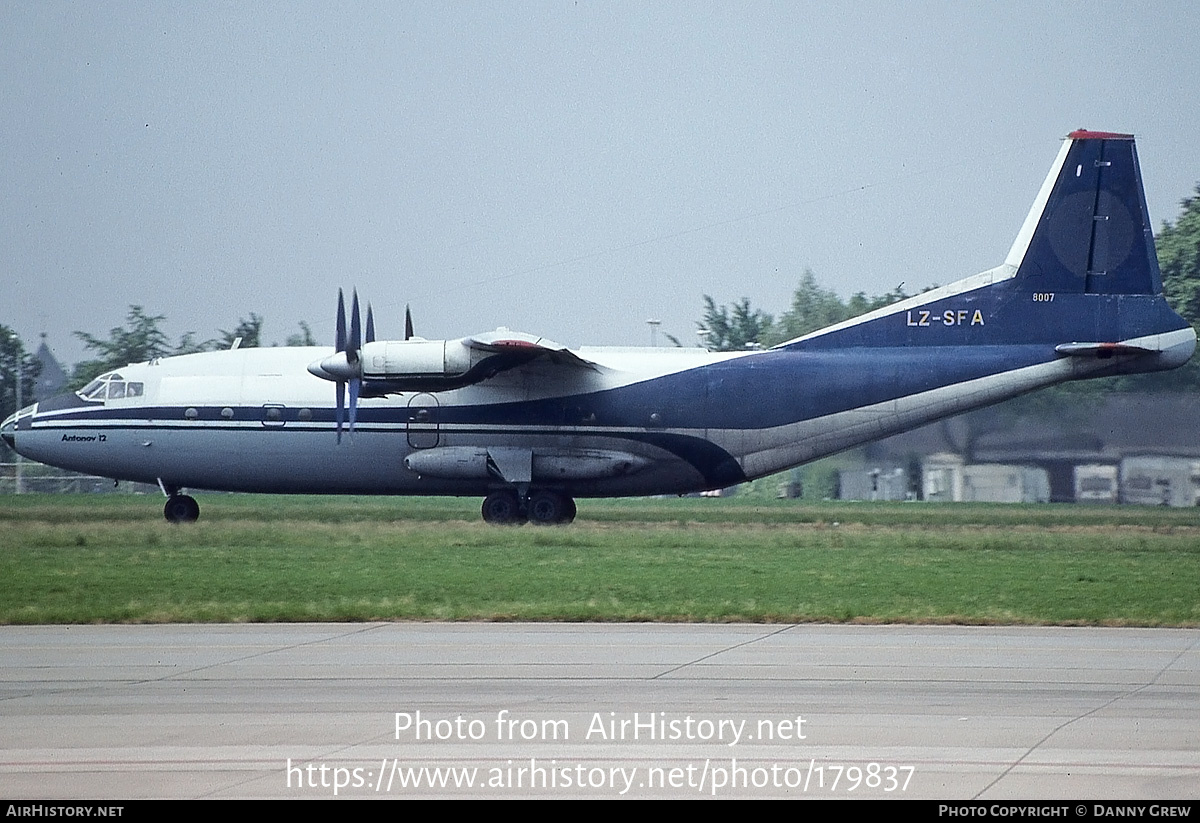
xmin=1055 ymin=342 xmax=1156 ymax=357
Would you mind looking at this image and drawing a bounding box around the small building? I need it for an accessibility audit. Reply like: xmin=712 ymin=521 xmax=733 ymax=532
xmin=960 ymin=464 xmax=1050 ymax=504
xmin=838 ymin=466 xmax=908 ymax=501
xmin=1074 ymin=464 xmax=1119 ymax=504
xmin=922 ymin=453 xmax=964 ymax=502
xmin=1120 ymin=456 xmax=1200 ymax=507
xmin=776 ymin=468 xmax=803 ymax=499
xmin=921 ymin=454 xmax=1049 ymax=503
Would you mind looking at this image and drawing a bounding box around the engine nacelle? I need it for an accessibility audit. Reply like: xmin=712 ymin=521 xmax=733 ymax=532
xmin=361 ymin=340 xmax=474 ymax=380
xmin=308 ymin=328 xmax=584 ymax=393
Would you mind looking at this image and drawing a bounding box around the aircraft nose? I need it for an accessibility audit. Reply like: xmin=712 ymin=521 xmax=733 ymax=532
xmin=1 ymin=411 xmax=16 ymax=449
xmin=3 ymin=403 xmax=36 ymax=451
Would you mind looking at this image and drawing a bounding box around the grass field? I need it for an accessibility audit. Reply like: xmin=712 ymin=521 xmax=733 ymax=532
xmin=1 ymin=493 xmax=1197 ymax=626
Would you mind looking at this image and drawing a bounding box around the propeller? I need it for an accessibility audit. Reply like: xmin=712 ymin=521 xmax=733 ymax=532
xmin=314 ymin=289 xmax=366 ymax=443
xmin=306 ymin=289 xmax=394 ymax=443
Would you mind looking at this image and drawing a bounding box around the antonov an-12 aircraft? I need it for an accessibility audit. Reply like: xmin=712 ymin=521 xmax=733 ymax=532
xmin=3 ymin=131 xmax=1194 ymax=524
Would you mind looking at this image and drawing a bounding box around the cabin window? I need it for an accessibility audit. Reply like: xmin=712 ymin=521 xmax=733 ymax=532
xmin=261 ymin=404 xmax=286 ymax=428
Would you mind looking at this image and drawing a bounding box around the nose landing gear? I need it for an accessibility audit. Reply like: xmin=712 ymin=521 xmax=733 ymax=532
xmin=163 ymin=494 xmax=200 ymax=523
xmin=158 ymin=479 xmax=200 ymax=523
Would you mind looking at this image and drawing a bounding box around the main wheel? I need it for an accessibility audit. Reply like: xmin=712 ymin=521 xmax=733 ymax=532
xmin=527 ymin=490 xmax=575 ymax=525
xmin=163 ymin=494 xmax=200 ymax=524
xmin=481 ymin=491 xmax=524 ymax=525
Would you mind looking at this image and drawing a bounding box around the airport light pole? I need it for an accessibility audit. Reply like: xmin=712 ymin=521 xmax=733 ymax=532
xmin=14 ymin=357 xmax=22 ymax=495
xmin=646 ymin=318 xmax=661 ymax=347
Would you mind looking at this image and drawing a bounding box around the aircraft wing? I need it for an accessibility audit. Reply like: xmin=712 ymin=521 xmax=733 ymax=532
xmin=465 ymin=330 xmax=604 ymax=373
xmin=308 ymin=288 xmax=608 ymax=400
xmin=331 ymin=330 xmax=608 ymax=396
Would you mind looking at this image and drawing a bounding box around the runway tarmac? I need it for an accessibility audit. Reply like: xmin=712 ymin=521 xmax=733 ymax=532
xmin=1 ymin=623 xmax=1197 ymax=799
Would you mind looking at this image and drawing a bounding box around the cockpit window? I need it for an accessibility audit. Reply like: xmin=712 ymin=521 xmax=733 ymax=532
xmin=77 ymin=372 xmax=143 ymax=402
xmin=80 ymin=378 xmax=108 ymax=400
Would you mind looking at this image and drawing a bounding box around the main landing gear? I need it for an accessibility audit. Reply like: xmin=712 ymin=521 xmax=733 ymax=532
xmin=481 ymin=489 xmax=576 ymax=525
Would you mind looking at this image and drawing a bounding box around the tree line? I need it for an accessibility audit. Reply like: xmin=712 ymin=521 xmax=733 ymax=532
xmin=699 ymin=269 xmax=912 ymax=351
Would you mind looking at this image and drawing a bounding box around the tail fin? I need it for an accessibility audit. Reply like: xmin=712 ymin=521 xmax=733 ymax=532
xmin=1006 ymin=130 xmax=1161 ymax=296
xmin=784 ymin=130 xmax=1191 ymax=358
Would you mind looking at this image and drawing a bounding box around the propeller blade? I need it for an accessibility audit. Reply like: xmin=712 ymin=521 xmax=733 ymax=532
xmin=331 ymin=289 xmax=365 ymax=444
xmin=405 ymin=304 xmax=414 ymax=340
xmin=335 ymin=289 xmax=347 ymax=353
xmin=335 ymin=379 xmax=345 ymax=444
xmin=348 ymin=290 xmax=362 ymax=362
xmin=348 ymin=377 xmax=360 ymax=435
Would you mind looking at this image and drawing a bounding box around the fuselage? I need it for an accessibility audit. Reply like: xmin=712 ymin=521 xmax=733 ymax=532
xmin=8 ymin=345 xmax=751 ymax=497
xmin=6 ymin=290 xmax=1192 ymax=500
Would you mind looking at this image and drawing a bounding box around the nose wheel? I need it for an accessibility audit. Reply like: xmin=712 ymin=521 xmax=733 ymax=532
xmin=164 ymin=494 xmax=200 ymax=523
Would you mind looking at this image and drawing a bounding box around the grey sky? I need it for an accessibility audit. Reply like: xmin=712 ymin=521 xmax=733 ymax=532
xmin=4 ymin=1 xmax=1199 ymax=368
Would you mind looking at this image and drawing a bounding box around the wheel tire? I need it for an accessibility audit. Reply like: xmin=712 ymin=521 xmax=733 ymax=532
xmin=481 ymin=491 xmax=524 ymax=525
xmin=528 ymin=490 xmax=569 ymax=525
xmin=163 ymin=494 xmax=200 ymax=524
